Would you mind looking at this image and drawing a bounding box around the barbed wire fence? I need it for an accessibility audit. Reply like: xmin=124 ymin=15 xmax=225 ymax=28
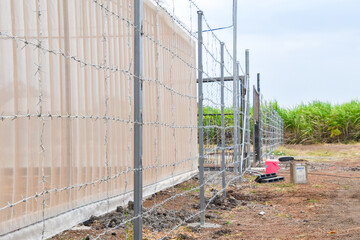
xmin=0 ymin=0 xmax=284 ymax=239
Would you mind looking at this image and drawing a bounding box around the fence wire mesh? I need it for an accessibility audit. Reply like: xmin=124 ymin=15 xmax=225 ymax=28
xmin=0 ymin=0 xmax=284 ymax=239
xmin=260 ymin=98 xmax=285 ymax=160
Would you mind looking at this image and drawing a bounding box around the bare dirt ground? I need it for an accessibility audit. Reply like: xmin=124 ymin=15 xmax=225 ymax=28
xmin=51 ymin=143 xmax=360 ymax=240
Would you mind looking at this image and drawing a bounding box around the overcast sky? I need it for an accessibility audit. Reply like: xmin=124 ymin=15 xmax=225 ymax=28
xmin=165 ymin=0 xmax=360 ymax=108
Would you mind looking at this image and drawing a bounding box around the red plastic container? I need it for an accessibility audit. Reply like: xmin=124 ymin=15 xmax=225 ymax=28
xmin=265 ymin=159 xmax=280 ymax=174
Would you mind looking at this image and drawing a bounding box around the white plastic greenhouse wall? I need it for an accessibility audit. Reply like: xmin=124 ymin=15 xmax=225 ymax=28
xmin=0 ymin=0 xmax=197 ymax=239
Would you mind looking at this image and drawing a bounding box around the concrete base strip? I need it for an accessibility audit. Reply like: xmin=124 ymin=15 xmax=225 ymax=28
xmin=0 ymin=169 xmax=198 ymax=240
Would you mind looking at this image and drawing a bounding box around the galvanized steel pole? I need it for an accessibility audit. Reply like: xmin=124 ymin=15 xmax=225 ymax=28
xmin=233 ymin=0 xmax=238 ymax=174
xmin=278 ymin=118 xmax=280 ymax=146
xmin=241 ymin=50 xmax=249 ymax=172
xmin=265 ymin=101 xmax=268 ymax=159
xmin=245 ymin=50 xmax=250 ymax=168
xmin=197 ymin=11 xmax=205 ymax=226
xmin=282 ymin=120 xmax=284 ymax=145
xmin=220 ymin=42 xmax=226 ymax=197
xmin=272 ymin=108 xmax=274 ymax=151
xmin=134 ymin=0 xmax=143 ymax=238
xmin=237 ymin=62 xmax=241 ymax=174
xmin=253 ymin=86 xmax=256 ymax=165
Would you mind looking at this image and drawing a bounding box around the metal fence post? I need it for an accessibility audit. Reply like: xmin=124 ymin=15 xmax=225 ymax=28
xmin=279 ymin=115 xmax=280 ymax=146
xmin=275 ymin=113 xmax=277 ymax=147
xmin=258 ymin=73 xmax=261 ymax=163
xmin=253 ymin=73 xmax=261 ymax=166
xmin=276 ymin=113 xmax=278 ymax=147
xmin=280 ymin=117 xmax=282 ymax=146
xmin=220 ymin=42 xmax=226 ymax=198
xmin=280 ymin=119 xmax=282 ymax=145
xmin=240 ymin=50 xmax=249 ymax=174
xmin=274 ymin=109 xmax=276 ymax=150
xmin=278 ymin=114 xmax=280 ymax=146
xmin=277 ymin=114 xmax=279 ymax=147
xmin=233 ymin=0 xmax=238 ymax=174
xmin=252 ymin=87 xmax=255 ymax=165
xmin=240 ymin=75 xmax=245 ymax=159
xmin=269 ymin=107 xmax=272 ymax=155
xmin=245 ymin=50 xmax=250 ymax=169
xmin=197 ymin=10 xmax=205 ymax=226
xmin=234 ymin=62 xmax=239 ymax=175
xmin=259 ymin=95 xmax=263 ymax=161
xmin=282 ymin=120 xmax=284 ymax=145
xmin=272 ymin=108 xmax=274 ymax=154
xmin=264 ymin=101 xmax=268 ymax=159
xmin=268 ymin=103 xmax=270 ymax=158
xmin=134 ymin=0 xmax=143 ymax=238
xmin=277 ymin=114 xmax=280 ymax=147
xmin=236 ymin=62 xmax=241 ymax=174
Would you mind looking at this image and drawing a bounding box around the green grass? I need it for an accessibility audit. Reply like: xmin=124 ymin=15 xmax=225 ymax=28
xmin=178 ymin=184 xmax=200 ymax=192
xmin=275 ymin=212 xmax=291 ymax=218
xmin=273 ymin=183 xmax=295 ymax=188
xmin=272 ymin=183 xmax=297 ymax=193
xmin=272 ymin=100 xmax=360 ymax=144
xmin=271 ymin=149 xmax=286 ymax=156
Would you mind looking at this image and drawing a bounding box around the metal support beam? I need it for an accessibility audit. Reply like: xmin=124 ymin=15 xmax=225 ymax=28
xmin=133 ymin=0 xmax=143 ymax=239
xmin=197 ymin=76 xmax=240 ymax=83
xmin=197 ymin=11 xmax=205 ymax=226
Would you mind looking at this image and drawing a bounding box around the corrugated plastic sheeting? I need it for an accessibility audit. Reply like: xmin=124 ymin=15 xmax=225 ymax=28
xmin=0 ymin=0 xmax=197 ymax=237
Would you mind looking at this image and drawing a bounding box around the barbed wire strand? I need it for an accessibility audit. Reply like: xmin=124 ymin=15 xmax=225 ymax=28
xmin=0 ymin=0 xmax=284 ymax=239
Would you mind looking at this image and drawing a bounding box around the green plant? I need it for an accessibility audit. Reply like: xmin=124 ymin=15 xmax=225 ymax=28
xmin=179 ymin=184 xmax=200 ymax=192
xmin=272 ymin=100 xmax=360 ymax=144
xmin=124 ymin=213 xmax=134 ymax=240
xmin=271 ymin=150 xmax=286 ymax=156
xmin=273 ymin=183 xmax=295 ymax=188
xmin=199 ymin=100 xmax=360 ymax=145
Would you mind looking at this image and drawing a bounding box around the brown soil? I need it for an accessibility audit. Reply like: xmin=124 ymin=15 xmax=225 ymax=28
xmin=51 ymin=144 xmax=360 ymax=240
